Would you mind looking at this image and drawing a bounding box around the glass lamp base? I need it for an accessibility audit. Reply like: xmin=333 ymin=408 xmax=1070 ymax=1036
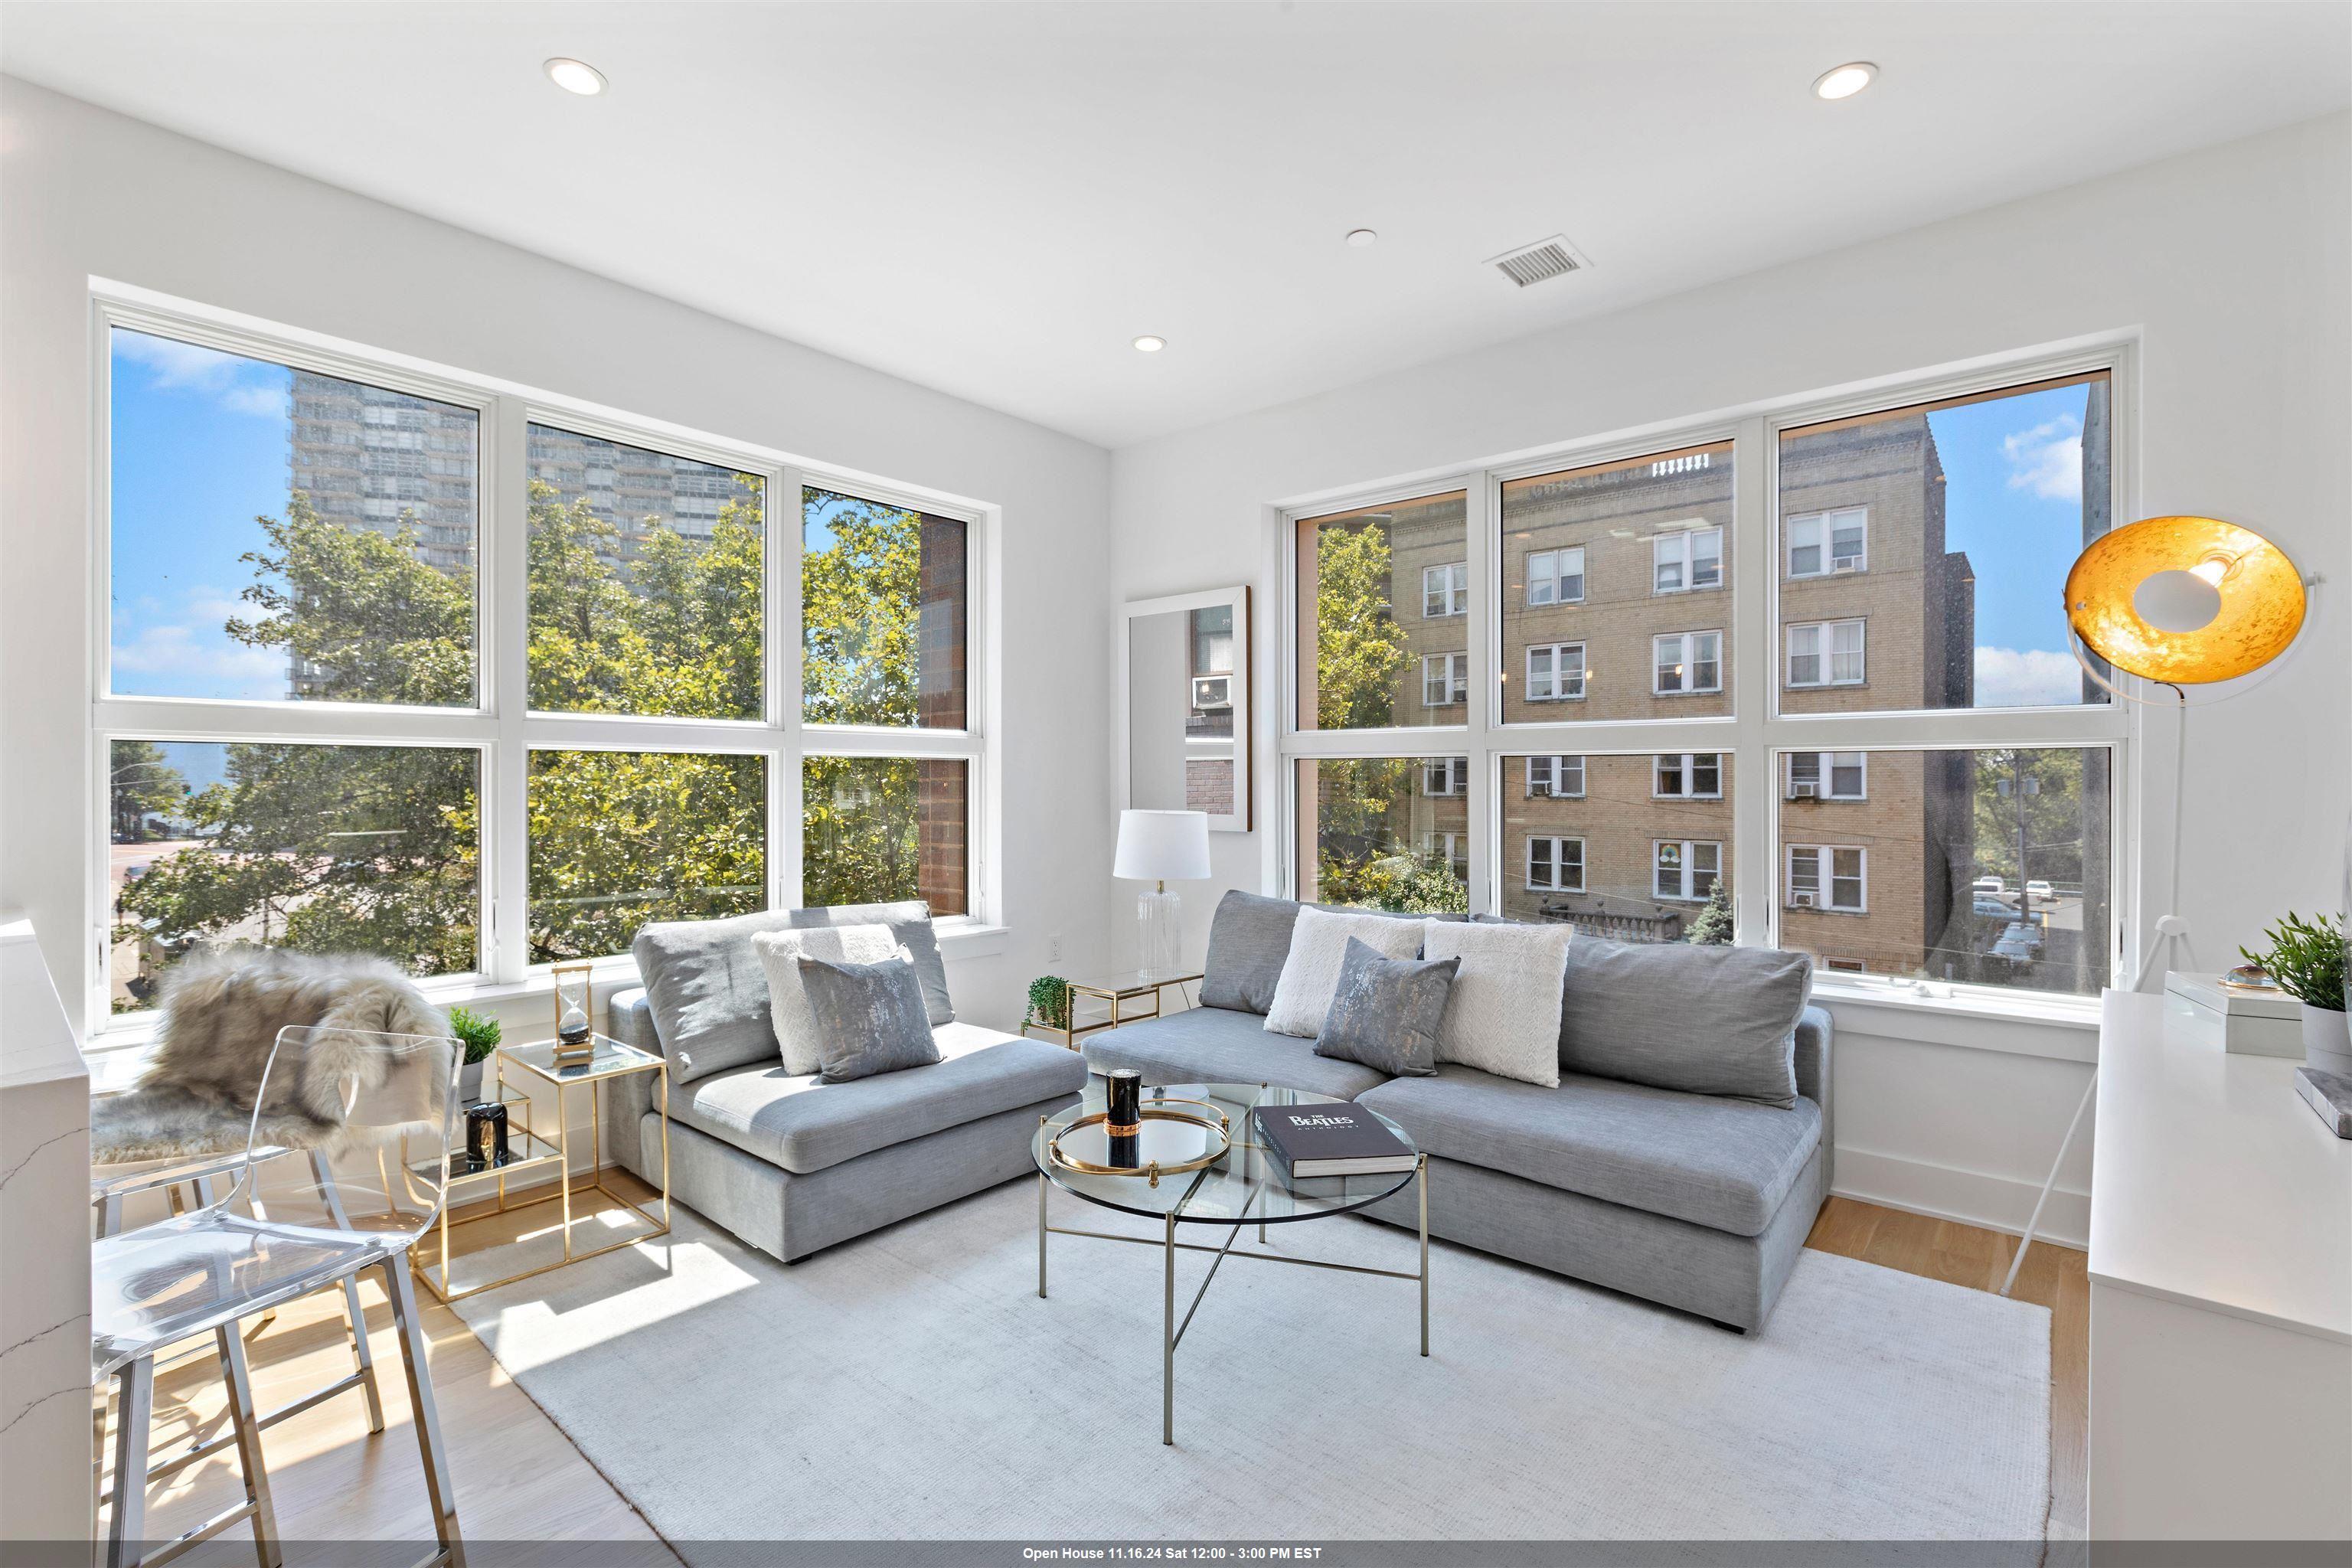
xmin=1137 ymin=887 xmax=1181 ymax=979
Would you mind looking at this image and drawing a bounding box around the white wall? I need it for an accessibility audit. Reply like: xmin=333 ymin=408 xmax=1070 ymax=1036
xmin=0 ymin=80 xmax=1119 ymax=1052
xmin=1107 ymin=113 xmax=2352 ymax=1246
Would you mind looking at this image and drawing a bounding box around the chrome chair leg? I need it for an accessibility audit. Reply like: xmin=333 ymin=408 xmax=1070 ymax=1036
xmin=382 ymin=1253 xmax=466 ymax=1566
xmin=106 ymin=1359 xmax=153 ymax=1568
xmin=313 ymin=1151 xmax=387 ymax=1432
xmin=214 ymin=1321 xmax=284 ymax=1568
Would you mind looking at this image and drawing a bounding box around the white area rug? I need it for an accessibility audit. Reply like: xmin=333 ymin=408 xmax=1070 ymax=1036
xmin=450 ymin=1181 xmax=2050 ymax=1550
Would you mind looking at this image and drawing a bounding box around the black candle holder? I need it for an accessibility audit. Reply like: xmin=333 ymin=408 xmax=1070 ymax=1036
xmin=464 ymin=1101 xmax=511 ymax=1172
xmin=1105 ymin=1068 xmax=1142 ymax=1168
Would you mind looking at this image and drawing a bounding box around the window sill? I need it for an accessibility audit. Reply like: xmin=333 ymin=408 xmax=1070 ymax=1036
xmin=1808 ymin=976 xmax=2102 ymax=1061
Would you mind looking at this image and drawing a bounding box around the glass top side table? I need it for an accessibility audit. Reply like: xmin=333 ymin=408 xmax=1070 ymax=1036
xmin=412 ymin=1032 xmax=671 ymax=1302
xmin=1023 ymin=968 xmax=1204 ymax=1050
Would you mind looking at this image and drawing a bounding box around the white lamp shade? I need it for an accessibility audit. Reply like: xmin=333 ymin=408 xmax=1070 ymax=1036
xmin=1113 ymin=809 xmax=1211 ymax=881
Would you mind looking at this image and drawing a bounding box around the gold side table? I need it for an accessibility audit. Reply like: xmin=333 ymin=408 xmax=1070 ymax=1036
xmin=412 ymin=1033 xmax=671 ymax=1302
xmin=1023 ymin=969 xmax=1203 ymax=1051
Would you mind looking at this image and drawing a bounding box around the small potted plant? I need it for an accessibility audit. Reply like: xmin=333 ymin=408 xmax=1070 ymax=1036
xmin=448 ymin=1004 xmax=502 ymax=1104
xmin=1021 ymin=975 xmax=1072 ymax=1042
xmin=2240 ymin=911 xmax=2349 ymax=1076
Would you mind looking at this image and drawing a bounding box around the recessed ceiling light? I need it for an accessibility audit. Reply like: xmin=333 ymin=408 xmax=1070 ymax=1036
xmin=1346 ymin=228 xmax=1379 ymax=247
xmin=1812 ymin=61 xmax=1877 ymax=100
xmin=1132 ymin=335 xmax=1166 ymax=353
xmin=544 ymin=57 xmax=607 ymax=96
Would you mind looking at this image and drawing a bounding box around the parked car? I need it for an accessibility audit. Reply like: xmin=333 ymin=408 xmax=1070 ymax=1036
xmin=1973 ymin=896 xmax=2011 ymax=918
xmin=2024 ymin=880 xmax=2055 ymax=901
xmin=1973 ymin=876 xmax=2007 ymax=895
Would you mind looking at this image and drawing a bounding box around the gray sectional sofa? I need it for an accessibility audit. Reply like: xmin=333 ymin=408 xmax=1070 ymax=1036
xmin=1085 ymin=893 xmax=1833 ymax=1331
xmin=601 ymin=901 xmax=1086 ymax=1263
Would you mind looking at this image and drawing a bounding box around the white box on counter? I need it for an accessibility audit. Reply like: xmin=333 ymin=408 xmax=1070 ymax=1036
xmin=2161 ymin=971 xmax=2305 ymax=1057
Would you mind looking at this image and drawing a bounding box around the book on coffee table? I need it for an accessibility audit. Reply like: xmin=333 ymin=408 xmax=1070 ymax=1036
xmin=1253 ymin=1103 xmax=1417 ymax=1177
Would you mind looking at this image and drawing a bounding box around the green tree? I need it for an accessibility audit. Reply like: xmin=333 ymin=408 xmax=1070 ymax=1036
xmin=1971 ymin=748 xmax=2087 ymax=889
xmin=109 ymin=741 xmax=188 ymax=842
xmin=1685 ymin=880 xmax=1734 ymax=945
xmin=1315 ymin=850 xmax=1470 ymax=916
xmin=1312 ymin=523 xmax=1408 ymax=730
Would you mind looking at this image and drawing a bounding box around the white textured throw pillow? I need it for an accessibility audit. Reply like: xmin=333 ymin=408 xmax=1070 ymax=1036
xmin=752 ymin=923 xmax=906 ymax=1075
xmin=1421 ymin=920 xmax=1576 ymax=1088
xmin=1262 ymin=908 xmax=1430 ymax=1038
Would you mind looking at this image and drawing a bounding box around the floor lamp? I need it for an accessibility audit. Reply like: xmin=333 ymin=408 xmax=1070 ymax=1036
xmin=2001 ymin=515 xmax=2312 ymax=1296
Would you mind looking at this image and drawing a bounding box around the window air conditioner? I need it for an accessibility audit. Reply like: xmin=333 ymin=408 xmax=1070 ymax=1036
xmin=1831 ymin=558 xmax=1860 ymax=574
xmin=1792 ymin=781 xmax=1818 ymax=799
xmin=1191 ymin=675 xmax=1232 ymax=710
xmin=1792 ymin=893 xmax=1817 ymax=909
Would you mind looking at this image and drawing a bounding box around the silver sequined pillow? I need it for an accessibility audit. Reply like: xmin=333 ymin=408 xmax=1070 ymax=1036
xmin=794 ymin=951 xmax=942 ymax=1083
xmin=1313 ymin=937 xmax=1459 ymax=1078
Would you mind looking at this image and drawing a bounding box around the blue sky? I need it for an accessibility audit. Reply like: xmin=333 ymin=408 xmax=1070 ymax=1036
xmin=1926 ymin=382 xmax=2099 ymax=707
xmin=109 ymin=330 xmax=294 ymax=701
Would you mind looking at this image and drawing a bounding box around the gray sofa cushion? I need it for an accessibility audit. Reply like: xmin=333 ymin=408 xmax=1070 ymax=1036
xmin=632 ymin=902 xmax=955 ymax=1086
xmin=1200 ymin=890 xmax=1464 ymax=1015
xmin=1315 ymin=938 xmax=1455 ymax=1077
xmin=1082 ymin=1006 xmax=1389 ymax=1099
xmin=1558 ymin=939 xmax=1813 ymax=1108
xmin=1358 ymin=1065 xmax=1821 ymax=1236
xmin=671 ymin=1021 xmax=1083 ymax=1174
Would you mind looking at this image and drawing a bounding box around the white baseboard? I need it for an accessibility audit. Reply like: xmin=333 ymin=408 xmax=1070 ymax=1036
xmin=1832 ymin=1144 xmax=2089 ymax=1252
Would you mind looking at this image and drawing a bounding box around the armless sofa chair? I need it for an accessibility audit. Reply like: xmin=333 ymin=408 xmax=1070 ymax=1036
xmin=600 ymin=901 xmax=1086 ymax=1263
xmin=1083 ymin=892 xmax=1833 ymax=1332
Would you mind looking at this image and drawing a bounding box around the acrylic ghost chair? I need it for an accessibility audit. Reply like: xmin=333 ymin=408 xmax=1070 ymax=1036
xmin=90 ymin=1024 xmax=468 ymax=1568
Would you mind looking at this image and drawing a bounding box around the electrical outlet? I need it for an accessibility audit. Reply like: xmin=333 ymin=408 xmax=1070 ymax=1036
xmin=1047 ymin=933 xmax=1063 ymax=965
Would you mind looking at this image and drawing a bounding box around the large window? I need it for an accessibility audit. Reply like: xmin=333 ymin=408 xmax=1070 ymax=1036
xmin=1285 ymin=356 xmax=2129 ymax=1005
xmin=1501 ymin=439 xmax=1733 ymax=723
xmin=1294 ymin=758 xmax=1470 ymax=913
xmin=1293 ymin=491 xmax=1468 ymax=731
xmin=95 ymin=306 xmax=985 ymax=1024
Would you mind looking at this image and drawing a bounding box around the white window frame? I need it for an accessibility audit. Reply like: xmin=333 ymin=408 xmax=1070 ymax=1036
xmin=1652 ymin=630 xmax=1723 ymax=696
xmin=1525 ymin=642 xmax=1586 ymax=703
xmin=1423 ymin=756 xmax=1469 ymax=797
xmin=1276 ymin=343 xmax=2138 ymax=1019
xmin=1526 ymin=753 xmax=1584 ymax=799
xmin=1527 ymin=545 xmax=1585 ymax=606
xmin=1785 ymin=750 xmax=1867 ymax=800
xmin=1653 ymin=839 xmax=1723 ymax=903
xmin=1785 ymin=844 xmax=1868 ymax=913
xmin=1785 ymin=619 xmax=1866 ymax=688
xmin=1425 ymin=830 xmax=1465 ymax=871
xmin=1653 ymin=753 xmax=1724 ymax=799
xmin=1423 ymin=560 xmax=1468 ymax=619
xmin=1786 ymin=506 xmax=1869 ymax=578
xmin=1652 ymin=525 xmax=1723 ymax=594
xmin=1526 ymin=835 xmax=1585 ymax=893
xmin=87 ymin=286 xmax=998 ymax=1041
xmin=1423 ymin=651 xmax=1468 ymax=707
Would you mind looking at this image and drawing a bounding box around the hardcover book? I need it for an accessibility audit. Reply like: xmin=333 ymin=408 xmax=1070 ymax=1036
xmin=1253 ymin=1102 xmax=1416 ymax=1177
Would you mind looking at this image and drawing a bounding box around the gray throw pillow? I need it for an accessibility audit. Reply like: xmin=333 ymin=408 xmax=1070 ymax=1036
xmin=1202 ymin=891 xmax=1467 ymax=1015
xmin=1558 ymin=939 xmax=1814 ymax=1108
xmin=632 ymin=901 xmax=954 ymax=1086
xmin=795 ymin=952 xmax=942 ymax=1083
xmin=1315 ymin=937 xmax=1458 ymax=1077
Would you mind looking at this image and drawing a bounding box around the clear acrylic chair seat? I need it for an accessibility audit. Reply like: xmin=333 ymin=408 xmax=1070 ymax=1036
xmin=90 ymin=1024 xmax=469 ymax=1568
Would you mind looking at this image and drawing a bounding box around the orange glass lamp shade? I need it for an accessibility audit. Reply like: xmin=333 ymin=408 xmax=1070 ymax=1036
xmin=2066 ymin=515 xmax=2306 ymax=685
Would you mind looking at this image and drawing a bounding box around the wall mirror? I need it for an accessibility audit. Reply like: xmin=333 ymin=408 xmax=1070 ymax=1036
xmin=1121 ymin=586 xmax=1251 ymax=832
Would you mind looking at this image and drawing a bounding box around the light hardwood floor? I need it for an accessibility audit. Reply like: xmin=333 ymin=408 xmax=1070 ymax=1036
xmin=100 ymin=1179 xmax=2086 ymax=1555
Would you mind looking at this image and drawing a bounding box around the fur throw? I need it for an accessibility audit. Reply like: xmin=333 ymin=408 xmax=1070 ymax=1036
xmin=94 ymin=949 xmax=452 ymax=1165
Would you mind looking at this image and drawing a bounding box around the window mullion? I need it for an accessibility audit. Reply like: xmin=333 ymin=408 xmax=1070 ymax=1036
xmin=488 ymin=394 xmax=531 ymax=985
xmin=1730 ymin=415 xmax=1772 ymax=948
xmin=773 ymin=466 xmax=805 ymax=911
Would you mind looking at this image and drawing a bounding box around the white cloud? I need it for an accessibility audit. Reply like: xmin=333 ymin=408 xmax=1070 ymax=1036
xmin=113 ymin=331 xmax=285 ymax=418
xmin=1974 ymin=645 xmax=2082 ymax=707
xmin=2001 ymin=414 xmax=2082 ymax=501
xmin=112 ymin=586 xmax=279 ymax=688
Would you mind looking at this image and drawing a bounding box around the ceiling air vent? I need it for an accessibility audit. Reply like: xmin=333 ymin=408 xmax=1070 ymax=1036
xmin=1487 ymin=235 xmax=1589 ymax=289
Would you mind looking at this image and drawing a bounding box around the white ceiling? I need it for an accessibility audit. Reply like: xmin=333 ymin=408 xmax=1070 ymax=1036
xmin=5 ymin=2 xmax=2347 ymax=449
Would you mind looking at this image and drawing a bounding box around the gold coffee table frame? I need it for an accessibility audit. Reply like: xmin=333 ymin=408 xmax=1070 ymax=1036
xmin=412 ymin=1033 xmax=671 ymax=1303
xmin=1023 ymin=968 xmax=1204 ymax=1050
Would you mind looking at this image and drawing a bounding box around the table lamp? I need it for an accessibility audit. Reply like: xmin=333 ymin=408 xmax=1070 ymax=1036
xmin=1113 ymin=808 xmax=1210 ymax=978
xmin=2002 ymin=514 xmax=2312 ymax=1297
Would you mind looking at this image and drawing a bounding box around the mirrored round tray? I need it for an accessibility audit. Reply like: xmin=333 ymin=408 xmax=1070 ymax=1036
xmin=1048 ymin=1097 xmax=1231 ymax=1187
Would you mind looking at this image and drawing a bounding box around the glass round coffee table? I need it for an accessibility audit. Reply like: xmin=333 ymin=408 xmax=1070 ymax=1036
xmin=1031 ymin=1080 xmax=1429 ymax=1446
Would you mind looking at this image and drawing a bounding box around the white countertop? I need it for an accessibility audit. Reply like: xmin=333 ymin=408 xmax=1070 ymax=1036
xmin=2088 ymin=989 xmax=2352 ymax=1344
xmin=0 ymin=916 xmax=88 ymax=1090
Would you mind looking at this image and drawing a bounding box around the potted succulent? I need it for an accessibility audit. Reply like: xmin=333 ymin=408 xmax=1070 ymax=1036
xmin=2240 ymin=912 xmax=2349 ymax=1076
xmin=448 ymin=1004 xmax=502 ymax=1104
xmin=1021 ymin=975 xmax=1072 ymax=1040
